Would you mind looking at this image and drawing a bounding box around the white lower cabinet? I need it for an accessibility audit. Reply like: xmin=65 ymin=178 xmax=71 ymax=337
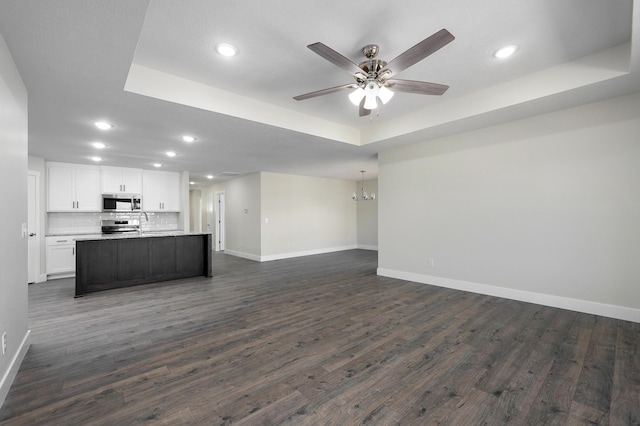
xmin=46 ymin=236 xmax=77 ymax=278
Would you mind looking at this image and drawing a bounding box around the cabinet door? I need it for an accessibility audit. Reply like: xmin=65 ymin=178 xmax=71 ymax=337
xmin=176 ymin=236 xmax=204 ymax=275
xmin=48 ymin=166 xmax=75 ymax=211
xmin=162 ymin=172 xmax=181 ymax=212
xmin=142 ymin=171 xmax=163 ymax=211
xmin=75 ymin=168 xmax=101 ymax=211
xmin=149 ymin=237 xmax=177 ymax=276
xmin=77 ymin=240 xmax=118 ymax=286
xmin=101 ymin=168 xmax=123 ymax=193
xmin=122 ymin=169 xmax=142 ymax=194
xmin=46 ymin=244 xmax=75 ymax=274
xmin=118 ymin=238 xmax=149 ymax=280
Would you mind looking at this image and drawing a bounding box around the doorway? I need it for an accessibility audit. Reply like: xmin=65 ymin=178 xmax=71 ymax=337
xmin=27 ymin=171 xmax=41 ymax=283
xmin=206 ymin=192 xmax=215 ymax=246
xmin=215 ymin=191 xmax=225 ymax=252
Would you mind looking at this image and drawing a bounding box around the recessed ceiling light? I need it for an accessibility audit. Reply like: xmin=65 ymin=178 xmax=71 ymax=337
xmin=94 ymin=121 xmax=112 ymax=130
xmin=166 ymin=151 xmax=177 ymax=157
xmin=216 ymin=43 xmax=237 ymax=57
xmin=494 ymin=45 xmax=518 ymax=59
xmin=153 ymin=163 xmax=162 ymax=168
xmin=182 ymin=135 xmax=196 ymax=143
xmin=90 ymin=156 xmax=102 ymax=162
xmin=189 ymin=181 xmax=195 ymax=185
xmin=92 ymin=141 xmax=106 ymax=149
xmin=206 ymin=175 xmax=214 ymax=179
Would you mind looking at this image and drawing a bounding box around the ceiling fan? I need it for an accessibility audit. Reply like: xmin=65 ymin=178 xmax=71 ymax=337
xmin=293 ymin=29 xmax=455 ymax=117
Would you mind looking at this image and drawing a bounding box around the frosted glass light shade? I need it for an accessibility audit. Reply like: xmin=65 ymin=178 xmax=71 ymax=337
xmin=378 ymin=85 xmax=394 ymax=104
xmin=348 ymin=87 xmax=365 ymax=105
xmin=363 ymin=81 xmax=380 ymax=110
xmin=364 ymin=95 xmax=378 ymax=110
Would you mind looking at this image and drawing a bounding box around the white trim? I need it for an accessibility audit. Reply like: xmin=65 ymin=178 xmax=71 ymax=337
xmin=27 ymin=171 xmax=41 ymax=284
xmin=357 ymin=245 xmax=378 ymax=251
xmin=224 ymin=250 xmax=261 ymax=262
xmin=260 ymin=245 xmax=358 ymax=262
xmin=225 ymin=245 xmax=359 ymax=262
xmin=0 ymin=330 xmax=30 ymax=409
xmin=37 ymin=273 xmax=47 ymax=283
xmin=377 ymin=268 xmax=640 ymax=323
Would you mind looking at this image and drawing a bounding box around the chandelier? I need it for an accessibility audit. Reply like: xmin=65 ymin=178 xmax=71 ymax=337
xmin=352 ymin=170 xmax=376 ymax=201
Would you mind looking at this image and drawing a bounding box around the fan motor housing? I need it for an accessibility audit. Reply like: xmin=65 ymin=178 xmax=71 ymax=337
xmin=358 ymin=59 xmax=387 ymax=75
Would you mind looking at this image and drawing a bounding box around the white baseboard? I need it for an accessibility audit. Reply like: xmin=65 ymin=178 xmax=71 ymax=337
xmin=0 ymin=330 xmax=30 ymax=409
xmin=36 ymin=273 xmax=47 ymax=283
xmin=225 ymin=245 xmax=359 ymax=262
xmin=223 ymin=250 xmax=261 ymax=262
xmin=357 ymin=245 xmax=378 ymax=251
xmin=377 ymin=268 xmax=640 ymax=323
xmin=260 ymin=245 xmax=357 ymax=262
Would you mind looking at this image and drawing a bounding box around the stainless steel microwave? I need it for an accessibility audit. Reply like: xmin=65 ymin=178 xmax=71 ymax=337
xmin=102 ymin=194 xmax=141 ymax=212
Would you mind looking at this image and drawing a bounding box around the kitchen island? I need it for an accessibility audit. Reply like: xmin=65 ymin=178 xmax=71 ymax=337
xmin=74 ymin=232 xmax=212 ymax=297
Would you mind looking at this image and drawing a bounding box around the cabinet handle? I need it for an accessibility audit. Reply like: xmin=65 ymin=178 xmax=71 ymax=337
xmin=123 ymin=184 xmax=125 ymax=192
xmin=72 ymin=247 xmax=75 ymax=255
xmin=76 ymin=201 xmax=79 ymax=209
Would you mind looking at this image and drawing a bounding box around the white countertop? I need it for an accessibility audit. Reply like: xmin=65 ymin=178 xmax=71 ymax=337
xmin=74 ymin=231 xmax=211 ymax=241
xmin=46 ymin=231 xmax=211 ymax=240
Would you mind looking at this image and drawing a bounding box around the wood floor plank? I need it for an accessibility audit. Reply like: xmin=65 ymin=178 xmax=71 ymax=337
xmin=1 ymin=250 xmax=638 ymax=425
xmin=610 ymin=320 xmax=640 ymax=426
xmin=573 ymin=315 xmax=617 ymax=422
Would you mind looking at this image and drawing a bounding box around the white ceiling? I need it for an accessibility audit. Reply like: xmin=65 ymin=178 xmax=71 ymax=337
xmin=0 ymin=0 xmax=638 ymax=185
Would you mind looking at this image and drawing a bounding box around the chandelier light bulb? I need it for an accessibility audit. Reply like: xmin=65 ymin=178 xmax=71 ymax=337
xmin=352 ymin=170 xmax=376 ymax=201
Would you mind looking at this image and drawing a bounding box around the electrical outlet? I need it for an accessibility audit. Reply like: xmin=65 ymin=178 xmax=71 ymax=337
xmin=1 ymin=332 xmax=6 ymax=355
xmin=428 ymin=258 xmax=435 ymax=268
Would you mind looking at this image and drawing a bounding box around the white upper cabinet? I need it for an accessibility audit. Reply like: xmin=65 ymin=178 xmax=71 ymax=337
xmin=142 ymin=170 xmax=180 ymax=212
xmin=47 ymin=162 xmax=101 ymax=212
xmin=101 ymin=166 xmax=142 ymax=194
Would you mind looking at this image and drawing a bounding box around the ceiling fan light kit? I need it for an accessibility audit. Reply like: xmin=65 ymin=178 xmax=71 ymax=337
xmin=294 ymin=29 xmax=455 ymax=116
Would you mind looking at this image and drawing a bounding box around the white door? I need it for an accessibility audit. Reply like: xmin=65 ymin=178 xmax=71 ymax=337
xmin=27 ymin=172 xmax=40 ymax=283
xmin=215 ymin=191 xmax=225 ymax=251
xmin=206 ymin=192 xmax=214 ymax=239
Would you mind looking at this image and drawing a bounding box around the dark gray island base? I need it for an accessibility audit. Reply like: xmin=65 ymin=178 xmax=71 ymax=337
xmin=75 ymin=233 xmax=212 ymax=297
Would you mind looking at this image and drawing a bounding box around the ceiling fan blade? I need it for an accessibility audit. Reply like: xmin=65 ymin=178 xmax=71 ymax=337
xmin=380 ymin=29 xmax=455 ymax=77
xmin=307 ymin=42 xmax=364 ymax=76
xmin=385 ymin=79 xmax=449 ymax=95
xmin=293 ymin=83 xmax=356 ymax=101
xmin=359 ymin=98 xmax=371 ymax=117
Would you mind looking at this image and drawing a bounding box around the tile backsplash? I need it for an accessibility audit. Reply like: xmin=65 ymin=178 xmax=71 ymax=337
xmin=48 ymin=212 xmax=179 ymax=235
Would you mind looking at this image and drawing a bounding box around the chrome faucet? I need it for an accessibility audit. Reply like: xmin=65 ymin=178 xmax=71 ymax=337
xmin=138 ymin=211 xmax=149 ymax=235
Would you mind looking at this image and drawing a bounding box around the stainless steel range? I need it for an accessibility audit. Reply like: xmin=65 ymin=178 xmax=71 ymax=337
xmin=101 ymin=219 xmax=140 ymax=234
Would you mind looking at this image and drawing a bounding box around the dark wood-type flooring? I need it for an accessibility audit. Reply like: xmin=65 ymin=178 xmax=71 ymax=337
xmin=1 ymin=250 xmax=639 ymax=425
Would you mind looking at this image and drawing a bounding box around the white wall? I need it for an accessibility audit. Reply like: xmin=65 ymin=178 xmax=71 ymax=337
xmin=378 ymin=91 xmax=640 ymax=322
xmin=200 ymin=172 xmax=358 ymax=261
xmin=356 ymin=178 xmax=378 ymax=250
xmin=0 ymin=32 xmax=30 ymax=408
xmin=189 ymin=189 xmax=202 ymax=233
xmin=261 ymin=172 xmax=357 ymax=260
xmin=201 ymin=173 xmax=262 ymax=258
